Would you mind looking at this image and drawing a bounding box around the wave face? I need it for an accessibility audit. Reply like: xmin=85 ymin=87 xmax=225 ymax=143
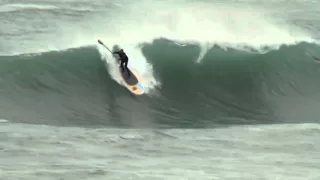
xmin=1 ymin=0 xmax=320 ymax=127
xmin=1 ymin=41 xmax=320 ymax=127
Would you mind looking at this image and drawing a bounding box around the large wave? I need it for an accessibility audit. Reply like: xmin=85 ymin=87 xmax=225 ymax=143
xmin=1 ymin=40 xmax=320 ymax=127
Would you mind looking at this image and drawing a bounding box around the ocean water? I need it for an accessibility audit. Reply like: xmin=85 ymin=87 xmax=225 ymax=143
xmin=0 ymin=0 xmax=320 ymax=179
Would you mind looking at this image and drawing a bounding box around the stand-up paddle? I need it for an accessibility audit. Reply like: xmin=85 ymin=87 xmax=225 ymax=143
xmin=97 ymin=39 xmax=145 ymax=95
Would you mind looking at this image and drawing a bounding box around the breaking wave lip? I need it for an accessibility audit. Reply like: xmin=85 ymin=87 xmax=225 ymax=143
xmin=109 ymin=1 xmax=317 ymax=54
xmin=2 ymin=0 xmax=318 ymax=56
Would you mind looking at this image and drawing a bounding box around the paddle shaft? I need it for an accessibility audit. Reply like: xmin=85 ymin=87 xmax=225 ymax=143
xmin=97 ymin=40 xmax=120 ymax=60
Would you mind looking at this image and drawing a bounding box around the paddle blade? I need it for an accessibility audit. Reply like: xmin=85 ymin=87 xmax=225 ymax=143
xmin=97 ymin=39 xmax=104 ymax=45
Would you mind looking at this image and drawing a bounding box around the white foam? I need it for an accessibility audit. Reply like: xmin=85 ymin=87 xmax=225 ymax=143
xmin=0 ymin=4 xmax=58 ymax=12
xmin=0 ymin=119 xmax=9 ymax=123
xmin=0 ymin=3 xmax=94 ymax=13
xmin=96 ymin=40 xmax=160 ymax=93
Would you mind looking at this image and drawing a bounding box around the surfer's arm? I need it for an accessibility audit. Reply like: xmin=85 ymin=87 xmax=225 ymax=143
xmin=113 ymin=51 xmax=120 ymax=55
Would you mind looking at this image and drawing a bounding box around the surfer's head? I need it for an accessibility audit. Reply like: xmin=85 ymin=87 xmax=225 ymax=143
xmin=120 ymin=49 xmax=124 ymax=52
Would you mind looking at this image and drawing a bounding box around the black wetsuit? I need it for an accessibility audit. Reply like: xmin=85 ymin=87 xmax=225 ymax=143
xmin=113 ymin=50 xmax=130 ymax=76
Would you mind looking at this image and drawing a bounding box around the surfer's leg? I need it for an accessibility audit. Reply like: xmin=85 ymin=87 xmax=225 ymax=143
xmin=125 ymin=60 xmax=130 ymax=77
xmin=120 ymin=61 xmax=125 ymax=72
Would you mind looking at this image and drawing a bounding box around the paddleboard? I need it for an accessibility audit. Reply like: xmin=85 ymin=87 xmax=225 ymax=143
xmin=118 ymin=66 xmax=145 ymax=95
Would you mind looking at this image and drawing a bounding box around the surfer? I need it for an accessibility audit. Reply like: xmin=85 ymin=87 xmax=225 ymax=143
xmin=113 ymin=49 xmax=130 ymax=77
